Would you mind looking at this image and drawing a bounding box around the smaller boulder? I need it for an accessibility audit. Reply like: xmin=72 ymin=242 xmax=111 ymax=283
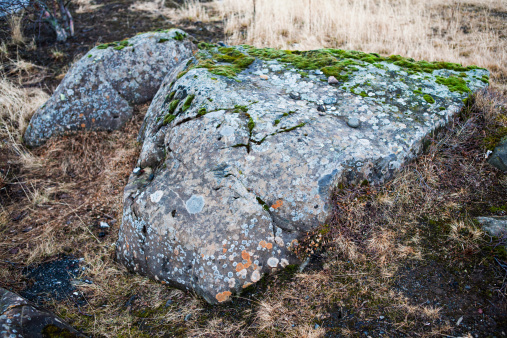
xmin=24 ymin=29 xmax=195 ymax=147
xmin=487 ymin=136 xmax=507 ymax=172
xmin=0 ymin=287 xmax=85 ymax=337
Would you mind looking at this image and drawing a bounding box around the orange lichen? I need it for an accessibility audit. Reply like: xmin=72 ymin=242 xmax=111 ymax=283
xmin=79 ymin=113 xmax=84 ymax=118
xmin=241 ymin=250 xmax=250 ymax=261
xmin=223 ymin=248 xmax=227 ymax=253
xmin=242 ymin=283 xmax=253 ymax=289
xmin=92 ymin=118 xmax=96 ymax=123
xmin=81 ymin=124 xmax=86 ymax=128
xmin=266 ymin=243 xmax=273 ymax=249
xmin=215 ymin=291 xmax=232 ymax=302
xmin=236 ymin=263 xmax=244 ymax=272
xmin=259 ymin=240 xmax=267 ymax=248
xmin=271 ymin=200 xmax=283 ymax=209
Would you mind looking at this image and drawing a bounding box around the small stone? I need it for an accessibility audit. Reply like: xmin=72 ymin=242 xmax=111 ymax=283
xmin=289 ymin=92 xmax=301 ymax=100
xmin=379 ymin=316 xmax=385 ymax=320
xmin=184 ymin=314 xmax=192 ymax=321
xmin=98 ymin=231 xmax=106 ymax=238
xmin=317 ymin=105 xmax=326 ymax=112
xmin=22 ymin=226 xmax=33 ymax=232
xmin=133 ymin=167 xmax=142 ymax=176
xmin=347 ymin=117 xmax=360 ymax=128
xmin=165 ymin=299 xmax=173 ymax=307
xmin=328 ymin=76 xmax=339 ymax=84
xmin=260 ymin=75 xmax=268 ymax=80
xmin=488 ymin=136 xmax=507 ymax=171
xmin=217 ymin=41 xmax=227 ymax=47
xmin=99 ymin=221 xmax=110 ymax=229
xmin=314 ymin=324 xmax=320 ymax=329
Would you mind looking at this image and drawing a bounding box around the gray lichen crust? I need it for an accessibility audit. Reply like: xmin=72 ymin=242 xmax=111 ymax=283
xmin=24 ymin=29 xmax=195 ymax=147
xmin=116 ymin=45 xmax=489 ymax=304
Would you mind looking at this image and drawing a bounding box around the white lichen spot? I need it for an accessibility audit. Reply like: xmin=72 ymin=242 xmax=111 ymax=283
xmin=267 ymin=257 xmax=279 ymax=268
xmin=185 ymin=195 xmax=205 ymax=214
xmin=280 ymin=258 xmax=289 ymax=268
xmin=251 ymin=270 xmax=261 ymax=283
xmin=228 ymin=278 xmax=236 ymax=288
xmin=274 ymin=236 xmax=284 ymax=247
xmin=150 ymin=190 xmax=164 ymax=203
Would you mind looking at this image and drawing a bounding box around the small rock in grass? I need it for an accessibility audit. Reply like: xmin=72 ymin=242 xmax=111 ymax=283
xmin=487 ymin=136 xmax=507 ymax=171
xmin=347 ymin=117 xmax=360 ymax=128
xmin=99 ymin=221 xmax=110 ymax=229
xmin=328 ymin=76 xmax=339 ymax=84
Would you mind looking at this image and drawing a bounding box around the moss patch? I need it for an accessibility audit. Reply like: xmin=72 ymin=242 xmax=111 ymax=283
xmin=182 ymin=94 xmax=195 ymax=112
xmin=423 ymin=94 xmax=436 ymax=104
xmin=96 ymin=39 xmax=132 ymax=50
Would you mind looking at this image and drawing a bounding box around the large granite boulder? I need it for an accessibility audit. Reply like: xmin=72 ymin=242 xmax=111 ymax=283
xmin=24 ymin=29 xmax=195 ymax=147
xmin=116 ymin=45 xmax=489 ymax=303
xmin=0 ymin=287 xmax=85 ymax=337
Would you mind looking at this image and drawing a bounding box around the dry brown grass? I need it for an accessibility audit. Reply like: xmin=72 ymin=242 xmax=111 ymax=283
xmin=7 ymin=12 xmax=25 ymax=45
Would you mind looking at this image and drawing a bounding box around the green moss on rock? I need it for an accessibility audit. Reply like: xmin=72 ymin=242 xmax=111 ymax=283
xmin=182 ymin=94 xmax=195 ymax=112
xmin=423 ymin=94 xmax=436 ymax=104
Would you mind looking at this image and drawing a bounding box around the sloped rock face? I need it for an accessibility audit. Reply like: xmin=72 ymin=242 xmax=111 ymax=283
xmin=116 ymin=45 xmax=489 ymax=303
xmin=0 ymin=287 xmax=85 ymax=337
xmin=24 ymin=29 xmax=194 ymax=147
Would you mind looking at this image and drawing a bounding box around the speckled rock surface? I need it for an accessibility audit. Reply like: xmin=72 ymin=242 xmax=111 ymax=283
xmin=476 ymin=216 xmax=507 ymax=238
xmin=0 ymin=287 xmax=85 ymax=337
xmin=116 ymin=45 xmax=489 ymax=303
xmin=24 ymin=29 xmax=194 ymax=147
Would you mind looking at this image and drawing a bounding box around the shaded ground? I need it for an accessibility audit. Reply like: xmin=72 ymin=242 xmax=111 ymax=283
xmin=0 ymin=1 xmax=506 ymax=337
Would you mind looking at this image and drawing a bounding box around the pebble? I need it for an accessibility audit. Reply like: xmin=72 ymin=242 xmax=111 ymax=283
xmin=379 ymin=316 xmax=385 ymax=320
xmin=184 ymin=314 xmax=192 ymax=321
xmin=165 ymin=299 xmax=173 ymax=307
xmin=314 ymin=324 xmax=320 ymax=329
xmin=99 ymin=221 xmax=110 ymax=229
xmin=133 ymin=167 xmax=142 ymax=176
xmin=347 ymin=117 xmax=360 ymax=128
xmin=328 ymin=76 xmax=339 ymax=84
xmin=317 ymin=105 xmax=326 ymax=112
xmin=260 ymin=74 xmax=268 ymax=80
xmin=289 ymin=92 xmax=301 ymax=100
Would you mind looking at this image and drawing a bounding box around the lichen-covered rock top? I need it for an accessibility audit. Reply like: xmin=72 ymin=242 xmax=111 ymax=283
xmin=24 ymin=29 xmax=195 ymax=147
xmin=0 ymin=287 xmax=85 ymax=337
xmin=116 ymin=44 xmax=489 ymax=304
